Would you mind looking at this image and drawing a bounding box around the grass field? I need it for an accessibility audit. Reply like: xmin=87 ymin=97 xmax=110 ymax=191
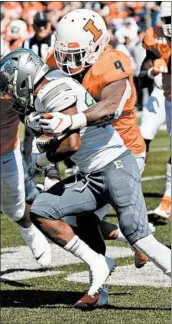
xmin=1 ymin=130 xmax=171 ymax=324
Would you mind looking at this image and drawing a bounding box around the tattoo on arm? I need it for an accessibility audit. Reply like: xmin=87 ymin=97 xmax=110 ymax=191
xmin=84 ymin=78 xmax=127 ymax=125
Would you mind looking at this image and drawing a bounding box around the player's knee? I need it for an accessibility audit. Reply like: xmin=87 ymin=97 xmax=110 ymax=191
xmin=118 ymin=216 xmax=135 ymax=244
xmin=118 ymin=213 xmax=151 ymax=246
xmin=2 ymin=202 xmax=25 ymax=222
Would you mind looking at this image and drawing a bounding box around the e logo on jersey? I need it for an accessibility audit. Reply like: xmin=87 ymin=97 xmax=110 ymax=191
xmin=83 ymin=19 xmax=102 ymax=42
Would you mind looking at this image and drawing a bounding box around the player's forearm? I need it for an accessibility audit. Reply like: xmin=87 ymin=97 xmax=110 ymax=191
xmin=84 ymin=99 xmax=118 ymax=125
xmin=140 ymin=58 xmax=154 ymax=78
xmin=70 ymin=99 xmax=120 ymax=129
xmin=71 ymin=78 xmax=129 ymax=128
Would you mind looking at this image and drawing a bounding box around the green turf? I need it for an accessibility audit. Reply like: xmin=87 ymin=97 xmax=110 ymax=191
xmin=1 ymin=129 xmax=171 ymax=324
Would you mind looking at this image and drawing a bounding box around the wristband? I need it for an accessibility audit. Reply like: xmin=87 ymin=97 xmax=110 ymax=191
xmin=70 ymin=112 xmax=87 ymax=130
xmin=147 ymin=68 xmax=155 ymax=80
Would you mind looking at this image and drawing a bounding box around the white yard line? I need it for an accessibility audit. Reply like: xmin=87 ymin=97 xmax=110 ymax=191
xmin=1 ymin=245 xmax=170 ymax=288
xmin=66 ymin=263 xmax=171 ymax=288
xmin=142 ymin=175 xmax=166 ymax=181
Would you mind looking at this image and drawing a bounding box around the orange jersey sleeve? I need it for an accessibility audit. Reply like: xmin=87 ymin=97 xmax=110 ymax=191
xmin=143 ymin=26 xmax=171 ymax=63
xmin=82 ymin=46 xmax=145 ymax=155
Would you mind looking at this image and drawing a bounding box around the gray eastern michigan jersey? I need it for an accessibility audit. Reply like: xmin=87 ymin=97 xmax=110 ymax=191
xmin=35 ymin=70 xmax=127 ymax=173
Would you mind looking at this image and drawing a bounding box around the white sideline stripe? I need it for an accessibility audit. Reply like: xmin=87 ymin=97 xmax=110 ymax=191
xmin=142 ymin=175 xmax=166 ymax=181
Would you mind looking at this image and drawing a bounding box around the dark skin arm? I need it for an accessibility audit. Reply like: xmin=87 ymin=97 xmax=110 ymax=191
xmin=83 ymin=78 xmax=127 ymax=125
xmin=139 ymin=50 xmax=159 ymax=89
xmin=140 ymin=49 xmax=158 ymax=74
xmin=46 ymin=129 xmax=81 ymax=163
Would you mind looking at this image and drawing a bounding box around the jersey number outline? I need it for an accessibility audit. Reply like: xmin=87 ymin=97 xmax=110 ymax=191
xmin=83 ymin=19 xmax=102 ymax=42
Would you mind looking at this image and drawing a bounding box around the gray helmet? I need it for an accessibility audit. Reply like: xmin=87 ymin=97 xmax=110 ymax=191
xmin=0 ymin=48 xmax=49 ymax=114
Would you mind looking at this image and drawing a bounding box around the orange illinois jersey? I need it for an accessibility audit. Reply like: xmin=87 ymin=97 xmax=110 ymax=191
xmin=143 ymin=26 xmax=171 ymax=63
xmin=46 ymin=46 xmax=146 ymax=154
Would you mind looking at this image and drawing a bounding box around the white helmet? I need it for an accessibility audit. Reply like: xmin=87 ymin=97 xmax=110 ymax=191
xmin=8 ymin=19 xmax=28 ymax=40
xmin=160 ymin=2 xmax=171 ymax=37
xmin=54 ymin=9 xmax=110 ymax=75
xmin=0 ymin=37 xmax=10 ymax=59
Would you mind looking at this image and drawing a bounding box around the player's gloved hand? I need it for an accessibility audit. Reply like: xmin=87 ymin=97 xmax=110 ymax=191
xmin=40 ymin=112 xmax=87 ymax=135
xmin=149 ymin=59 xmax=168 ymax=77
xmin=24 ymin=112 xmax=42 ymax=131
xmin=39 ymin=112 xmax=72 ymax=134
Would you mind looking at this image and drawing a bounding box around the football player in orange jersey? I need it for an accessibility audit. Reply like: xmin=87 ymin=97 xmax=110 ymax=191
xmin=139 ymin=2 xmax=171 ymax=219
xmin=29 ymin=8 xmax=163 ymax=307
xmin=0 ymin=41 xmax=52 ymax=268
xmin=45 ymin=9 xmax=146 ymax=170
xmin=43 ymin=7 xmax=149 ymax=262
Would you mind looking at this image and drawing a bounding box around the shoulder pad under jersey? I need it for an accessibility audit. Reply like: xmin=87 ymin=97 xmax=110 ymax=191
xmin=35 ymin=71 xmax=78 ymax=113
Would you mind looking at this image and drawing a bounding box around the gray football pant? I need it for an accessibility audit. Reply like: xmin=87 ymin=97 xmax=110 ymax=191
xmin=31 ymin=150 xmax=151 ymax=245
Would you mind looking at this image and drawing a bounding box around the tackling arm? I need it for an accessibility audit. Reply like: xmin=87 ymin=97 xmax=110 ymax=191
xmin=40 ymin=77 xmax=132 ymax=134
xmin=84 ymin=78 xmax=130 ymax=125
xmin=69 ymin=77 xmax=131 ymax=129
